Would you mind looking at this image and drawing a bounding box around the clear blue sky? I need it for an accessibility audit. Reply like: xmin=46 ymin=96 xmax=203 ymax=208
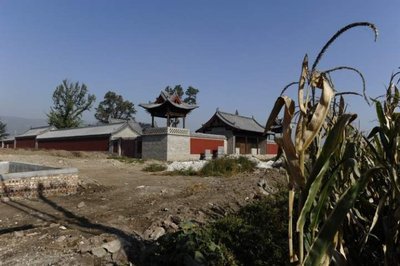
xmin=0 ymin=1 xmax=399 ymax=130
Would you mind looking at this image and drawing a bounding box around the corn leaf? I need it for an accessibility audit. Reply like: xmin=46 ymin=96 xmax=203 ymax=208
xmin=296 ymin=72 xmax=335 ymax=153
xmin=303 ymin=168 xmax=381 ymax=266
xmin=298 ymin=55 xmax=309 ymax=115
xmin=265 ymin=96 xmax=304 ymax=188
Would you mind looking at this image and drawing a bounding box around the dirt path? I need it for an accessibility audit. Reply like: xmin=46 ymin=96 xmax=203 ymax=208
xmin=0 ymin=149 xmax=284 ymax=265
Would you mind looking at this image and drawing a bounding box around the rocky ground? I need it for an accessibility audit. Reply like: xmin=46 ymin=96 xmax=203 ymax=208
xmin=0 ymin=149 xmax=285 ymax=265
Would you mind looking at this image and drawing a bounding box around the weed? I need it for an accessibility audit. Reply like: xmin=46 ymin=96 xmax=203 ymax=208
xmin=142 ymin=192 xmax=288 ymax=265
xmin=143 ymin=163 xmax=167 ymax=172
xmin=200 ymin=156 xmax=256 ymax=177
xmin=108 ymin=155 xmax=144 ymax=164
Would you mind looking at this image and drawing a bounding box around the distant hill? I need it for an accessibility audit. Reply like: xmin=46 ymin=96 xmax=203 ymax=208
xmin=0 ymin=116 xmax=48 ymax=136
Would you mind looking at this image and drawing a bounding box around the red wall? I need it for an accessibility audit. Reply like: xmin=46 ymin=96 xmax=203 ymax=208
xmin=190 ymin=138 xmax=224 ymax=154
xmin=2 ymin=140 xmax=14 ymax=148
xmin=15 ymin=137 xmax=36 ymax=149
xmin=38 ymin=136 xmax=109 ymax=151
xmin=266 ymin=142 xmax=279 ymax=155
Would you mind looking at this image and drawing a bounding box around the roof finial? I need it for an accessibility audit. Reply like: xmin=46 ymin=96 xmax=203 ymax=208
xmin=235 ymin=109 xmax=239 ymax=115
xmin=216 ymin=107 xmax=219 ymax=112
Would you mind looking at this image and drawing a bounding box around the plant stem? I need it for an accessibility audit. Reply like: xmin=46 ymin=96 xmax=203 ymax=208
xmin=288 ymin=189 xmax=296 ymax=263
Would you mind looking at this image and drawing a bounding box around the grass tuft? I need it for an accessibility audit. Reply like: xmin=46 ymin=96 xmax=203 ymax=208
xmin=200 ymin=156 xmax=256 ymax=177
xmin=143 ymin=163 xmax=167 ymax=172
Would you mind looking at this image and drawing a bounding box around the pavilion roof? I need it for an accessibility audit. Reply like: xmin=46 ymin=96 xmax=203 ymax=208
xmin=139 ymin=91 xmax=198 ymax=118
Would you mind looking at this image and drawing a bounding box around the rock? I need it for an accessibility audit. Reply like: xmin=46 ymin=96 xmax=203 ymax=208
xmin=258 ymin=178 xmax=273 ymax=195
xmin=77 ymin=201 xmax=86 ymax=208
xmin=1 ymin=197 xmax=10 ymax=202
xmin=112 ymin=248 xmax=128 ymax=263
xmin=170 ymin=215 xmax=181 ymax=224
xmin=56 ymin=235 xmax=66 ymax=242
xmin=59 ymin=225 xmax=67 ymax=230
xmin=50 ymin=223 xmax=60 ymax=228
xmin=102 ymin=239 xmax=121 ymax=253
xmin=14 ymin=231 xmax=24 ymax=237
xmin=91 ymin=246 xmax=107 ymax=258
xmin=144 ymin=226 xmax=166 ymax=240
xmin=163 ymin=219 xmax=179 ymax=230
xmin=39 ymin=233 xmax=48 ymax=240
xmin=79 ymin=243 xmax=91 ymax=254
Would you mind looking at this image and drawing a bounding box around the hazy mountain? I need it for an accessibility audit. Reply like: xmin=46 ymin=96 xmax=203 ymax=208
xmin=0 ymin=116 xmax=48 ymax=136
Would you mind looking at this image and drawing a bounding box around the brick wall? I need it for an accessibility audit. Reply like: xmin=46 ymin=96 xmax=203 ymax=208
xmin=38 ymin=136 xmax=109 ymax=151
xmin=190 ymin=138 xmax=224 ymax=154
xmin=0 ymin=173 xmax=78 ymax=199
xmin=15 ymin=137 xmax=36 ymax=149
xmin=266 ymin=142 xmax=279 ymax=155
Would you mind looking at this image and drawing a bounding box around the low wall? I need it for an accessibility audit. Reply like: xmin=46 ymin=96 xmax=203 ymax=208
xmin=142 ymin=128 xmax=227 ymax=161
xmin=0 ymin=161 xmax=78 ymax=199
xmin=266 ymin=142 xmax=279 ymax=155
xmin=142 ymin=127 xmax=191 ymax=161
xmin=190 ymin=133 xmax=226 ymax=155
xmin=15 ymin=137 xmax=36 ymax=149
xmin=142 ymin=134 xmax=168 ymax=161
xmin=38 ymin=136 xmax=109 ymax=151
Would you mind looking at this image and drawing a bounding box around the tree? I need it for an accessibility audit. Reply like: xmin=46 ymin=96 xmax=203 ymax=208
xmin=95 ymin=91 xmax=136 ymax=123
xmin=165 ymin=85 xmax=184 ymax=98
xmin=0 ymin=120 xmax=8 ymax=139
xmin=164 ymin=85 xmax=199 ymax=105
xmin=164 ymin=85 xmax=200 ymax=127
xmin=184 ymin=86 xmax=199 ymax=105
xmin=47 ymin=80 xmax=96 ymax=128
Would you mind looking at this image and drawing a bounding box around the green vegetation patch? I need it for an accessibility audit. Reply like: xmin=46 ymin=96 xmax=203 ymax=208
xmin=108 ymin=155 xmax=144 ymax=164
xmin=143 ymin=192 xmax=288 ymax=265
xmin=143 ymin=163 xmax=167 ymax=172
xmin=199 ymin=156 xmax=257 ymax=177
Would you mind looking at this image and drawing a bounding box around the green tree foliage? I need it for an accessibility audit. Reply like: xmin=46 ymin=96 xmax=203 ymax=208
xmin=95 ymin=91 xmax=136 ymax=123
xmin=184 ymin=86 xmax=199 ymax=105
xmin=0 ymin=120 xmax=8 ymax=139
xmin=47 ymin=80 xmax=96 ymax=128
xmin=165 ymin=85 xmax=184 ymax=98
xmin=164 ymin=85 xmax=199 ymax=105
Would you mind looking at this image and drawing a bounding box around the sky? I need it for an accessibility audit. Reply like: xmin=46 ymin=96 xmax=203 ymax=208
xmin=0 ymin=0 xmax=399 ymax=131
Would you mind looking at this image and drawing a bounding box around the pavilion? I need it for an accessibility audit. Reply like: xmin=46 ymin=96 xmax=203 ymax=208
xmin=139 ymin=91 xmax=198 ymax=128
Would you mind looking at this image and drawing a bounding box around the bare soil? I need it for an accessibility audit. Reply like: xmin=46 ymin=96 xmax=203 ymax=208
xmin=0 ymin=149 xmax=284 ymax=265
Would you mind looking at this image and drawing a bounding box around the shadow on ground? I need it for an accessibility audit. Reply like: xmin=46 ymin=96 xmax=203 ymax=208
xmin=0 ymin=181 xmax=149 ymax=264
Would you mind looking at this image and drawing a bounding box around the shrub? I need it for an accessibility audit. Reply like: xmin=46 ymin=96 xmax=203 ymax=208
xmin=107 ymin=155 xmax=144 ymax=164
xmin=143 ymin=222 xmax=235 ymax=266
xmin=211 ymin=192 xmax=288 ymax=265
xmin=200 ymin=156 xmax=256 ymax=177
xmin=142 ymin=192 xmax=288 ymax=265
xmin=143 ymin=163 xmax=167 ymax=172
xmin=166 ymin=167 xmax=199 ymax=176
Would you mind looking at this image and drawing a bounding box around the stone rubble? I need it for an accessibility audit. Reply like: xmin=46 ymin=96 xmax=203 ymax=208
xmin=166 ymin=155 xmax=276 ymax=172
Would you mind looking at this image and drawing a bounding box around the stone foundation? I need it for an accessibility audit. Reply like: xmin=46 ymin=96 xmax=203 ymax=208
xmin=0 ymin=161 xmax=78 ymax=199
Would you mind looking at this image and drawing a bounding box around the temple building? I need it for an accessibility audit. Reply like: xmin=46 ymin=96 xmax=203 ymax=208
xmin=196 ymin=110 xmax=280 ymax=155
xmin=139 ymin=91 xmax=226 ymax=161
xmin=139 ymin=91 xmax=198 ymax=128
xmin=2 ymin=91 xmax=279 ymax=160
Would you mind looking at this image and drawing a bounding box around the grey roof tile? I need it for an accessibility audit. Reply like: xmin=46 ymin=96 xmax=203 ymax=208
xmin=37 ymin=123 xmax=127 ymax=139
xmin=16 ymin=126 xmax=53 ymax=138
xmin=216 ymin=111 xmax=265 ymax=133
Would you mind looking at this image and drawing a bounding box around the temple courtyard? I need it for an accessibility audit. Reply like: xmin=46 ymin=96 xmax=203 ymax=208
xmin=0 ymin=148 xmax=284 ymax=265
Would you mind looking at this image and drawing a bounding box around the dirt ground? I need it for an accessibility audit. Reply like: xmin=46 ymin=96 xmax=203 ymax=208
xmin=0 ymin=149 xmax=284 ymax=265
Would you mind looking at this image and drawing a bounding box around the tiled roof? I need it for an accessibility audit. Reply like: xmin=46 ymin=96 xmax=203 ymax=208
xmin=139 ymin=91 xmax=198 ymax=111
xmin=37 ymin=123 xmax=128 ymax=139
xmin=215 ymin=111 xmax=265 ymax=133
xmin=16 ymin=126 xmax=53 ymax=138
